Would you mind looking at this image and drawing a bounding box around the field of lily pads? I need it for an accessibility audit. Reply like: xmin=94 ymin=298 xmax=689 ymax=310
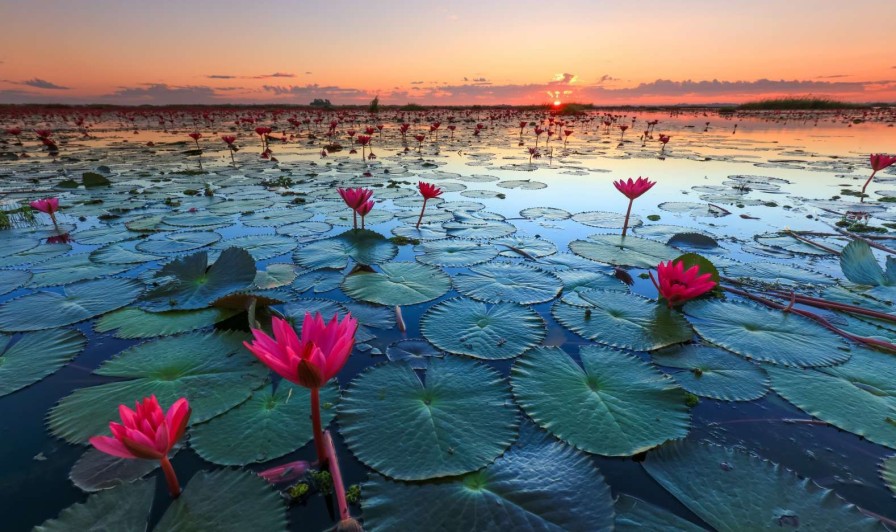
xmin=1 ymin=106 xmax=895 ymax=531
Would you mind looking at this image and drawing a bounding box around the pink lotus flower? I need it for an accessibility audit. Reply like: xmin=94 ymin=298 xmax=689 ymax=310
xmin=649 ymin=260 xmax=717 ymax=308
xmin=89 ymin=396 xmax=190 ymax=497
xmin=337 ymin=187 xmax=373 ymax=229
xmin=415 ymin=181 xmax=442 ymax=229
xmin=244 ymin=314 xmax=356 ymax=465
xmin=863 ymin=153 xmax=896 ymax=199
xmin=5 ymin=127 xmax=22 ymax=138
xmin=356 ymin=199 xmax=374 ymax=228
xmin=35 ymin=129 xmax=52 ymax=139
xmin=613 ymin=177 xmax=656 ymax=237
xmin=188 ymin=132 xmax=202 ymax=149
xmin=30 ymin=197 xmax=59 ymax=214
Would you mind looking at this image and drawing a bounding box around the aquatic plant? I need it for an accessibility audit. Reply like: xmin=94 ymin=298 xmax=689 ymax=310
xmin=221 ymin=135 xmax=237 ymax=164
xmin=415 ymin=181 xmax=443 ymax=229
xmin=356 ymin=199 xmax=375 ymax=229
xmin=613 ymin=176 xmax=655 ymax=237
xmin=89 ymin=396 xmax=190 ymax=497
xmin=29 ymin=197 xmax=59 ymax=229
xmin=243 ymin=313 xmax=357 ymax=465
xmin=650 ymin=259 xmax=717 ymax=308
xmin=337 ymin=187 xmax=374 ymax=230
xmin=188 ymin=132 xmax=202 ymax=150
xmin=862 ymin=153 xmax=896 ymax=199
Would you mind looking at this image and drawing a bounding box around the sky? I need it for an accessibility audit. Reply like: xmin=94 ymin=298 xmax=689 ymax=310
xmin=1 ymin=0 xmax=894 ymax=106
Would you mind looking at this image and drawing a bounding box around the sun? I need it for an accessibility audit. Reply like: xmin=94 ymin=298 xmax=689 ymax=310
xmin=553 ymin=100 xmax=562 ymax=107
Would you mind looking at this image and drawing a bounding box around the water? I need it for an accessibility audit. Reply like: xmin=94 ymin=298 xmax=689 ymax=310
xmin=1 ymin=107 xmax=895 ymax=530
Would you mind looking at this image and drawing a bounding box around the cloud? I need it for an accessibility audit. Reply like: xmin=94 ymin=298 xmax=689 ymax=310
xmin=101 ymin=83 xmax=223 ymax=105
xmin=262 ymin=83 xmax=371 ymax=103
xmin=597 ymin=74 xmax=618 ymax=84
xmin=816 ymin=74 xmax=850 ymax=79
xmin=410 ymin=81 xmax=425 ymax=85
xmin=207 ymin=74 xmax=237 ymax=79
xmin=16 ymin=78 xmax=70 ymax=90
xmin=551 ymin=73 xmax=577 ymax=85
xmin=253 ymin=72 xmax=294 ymax=79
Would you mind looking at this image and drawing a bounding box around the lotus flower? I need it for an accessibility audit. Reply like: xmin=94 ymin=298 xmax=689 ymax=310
xmin=35 ymin=129 xmax=52 ymax=139
xmin=89 ymin=396 xmax=190 ymax=497
xmin=30 ymin=197 xmax=59 ymax=227
xmin=863 ymin=153 xmax=896 ymax=199
xmin=188 ymin=132 xmax=202 ymax=149
xmin=414 ymin=133 xmax=426 ymax=152
xmin=338 ymin=187 xmax=373 ymax=229
xmin=244 ymin=314 xmax=356 ymax=464
xmin=649 ymin=260 xmax=717 ymax=308
xmin=415 ymin=181 xmax=443 ymax=229
xmin=357 ymin=199 xmax=375 ymax=228
xmin=613 ymin=177 xmax=656 ymax=237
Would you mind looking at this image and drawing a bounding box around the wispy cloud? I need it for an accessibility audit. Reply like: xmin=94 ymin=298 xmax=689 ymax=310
xmin=205 ymin=72 xmax=295 ymax=80
xmin=5 ymin=78 xmax=71 ymax=90
xmin=262 ymin=83 xmax=370 ymax=102
xmin=252 ymin=72 xmax=294 ymax=79
xmin=207 ymin=74 xmax=237 ymax=79
xmin=101 ymin=83 xmax=222 ymax=104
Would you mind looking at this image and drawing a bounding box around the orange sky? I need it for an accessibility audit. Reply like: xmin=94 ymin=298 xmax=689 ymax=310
xmin=1 ymin=0 xmax=894 ymax=105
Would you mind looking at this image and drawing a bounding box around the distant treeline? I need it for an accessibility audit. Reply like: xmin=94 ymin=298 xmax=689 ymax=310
xmin=733 ymin=98 xmax=888 ymax=111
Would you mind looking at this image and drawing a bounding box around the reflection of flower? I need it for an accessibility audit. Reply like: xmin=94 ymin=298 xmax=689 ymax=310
xmin=46 ymin=233 xmax=71 ymax=244
xmin=649 ymin=260 xmax=717 ymax=308
xmin=89 ymin=395 xmax=190 ymax=497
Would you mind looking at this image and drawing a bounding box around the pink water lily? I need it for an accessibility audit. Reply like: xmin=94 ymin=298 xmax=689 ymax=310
xmin=89 ymin=396 xmax=190 ymax=497
xmin=337 ymin=187 xmax=374 ymax=229
xmin=863 ymin=153 xmax=896 ymax=200
xmin=415 ymin=181 xmax=442 ymax=229
xmin=356 ymin=199 xmax=375 ymax=228
xmin=613 ymin=177 xmax=655 ymax=237
xmin=30 ymin=197 xmax=60 ymax=228
xmin=244 ymin=314 xmax=356 ymax=465
xmin=649 ymin=260 xmax=717 ymax=308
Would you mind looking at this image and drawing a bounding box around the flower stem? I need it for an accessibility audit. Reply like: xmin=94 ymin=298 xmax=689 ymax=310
xmin=352 ymin=210 xmax=357 ymax=230
xmin=861 ymin=170 xmax=877 ymax=202
xmin=323 ymin=431 xmax=350 ymax=521
xmin=415 ymin=198 xmax=428 ymax=229
xmin=310 ymin=387 xmax=327 ymax=467
xmin=621 ymin=198 xmax=634 ymax=237
xmin=160 ymin=455 xmax=181 ymax=498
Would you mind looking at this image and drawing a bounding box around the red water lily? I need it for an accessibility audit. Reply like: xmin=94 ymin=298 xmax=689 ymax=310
xmin=338 ymin=187 xmax=373 ymax=229
xmin=221 ymin=135 xmax=237 ymax=163
xmin=356 ymin=199 xmax=375 ymax=228
xmin=30 ymin=197 xmax=60 ymax=227
xmin=415 ymin=181 xmax=443 ymax=229
xmin=244 ymin=314 xmax=357 ymax=464
xmin=649 ymin=260 xmax=717 ymax=308
xmin=35 ymin=129 xmax=52 ymax=139
xmin=89 ymin=396 xmax=190 ymax=497
xmin=863 ymin=153 xmax=896 ymax=199
xmin=613 ymin=177 xmax=656 ymax=237
xmin=188 ymin=132 xmax=202 ymax=149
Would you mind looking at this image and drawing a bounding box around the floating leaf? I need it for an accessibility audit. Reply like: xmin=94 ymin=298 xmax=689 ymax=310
xmin=190 ymin=382 xmax=339 ymax=465
xmin=95 ymin=307 xmax=236 ymax=339
xmin=453 ymin=263 xmax=562 ymax=304
xmin=642 ymin=440 xmax=885 ymax=531
xmin=683 ymin=300 xmax=850 ymax=367
xmin=48 ymin=331 xmax=265 ymax=444
xmin=0 ymin=269 xmax=31 ymax=296
xmin=882 ymin=455 xmax=896 ymax=496
xmin=511 ymin=346 xmax=690 ymax=456
xmin=552 ymin=289 xmax=692 ymax=351
xmin=212 ymin=235 xmax=297 ymax=261
xmin=573 ymin=211 xmax=642 ymax=229
xmin=0 ymin=328 xmax=86 ymax=397
xmin=416 ymin=239 xmax=498 ymax=267
xmin=142 ymin=247 xmax=256 ymax=311
xmin=0 ymin=277 xmax=142 ymax=332
xmin=291 ymin=269 xmax=343 ymax=293
xmin=421 ymin=298 xmax=545 ymax=360
xmin=652 ymin=344 xmax=769 ymax=401
xmin=570 ymin=234 xmax=679 ymax=268
xmin=136 ymin=231 xmax=221 ymax=254
xmin=339 ymin=357 xmax=518 ymax=480
xmin=614 ymin=494 xmax=705 ymax=531
xmin=767 ymin=347 xmax=896 ymax=449
xmin=296 ymin=230 xmax=398 ymax=270
xmin=69 ymin=446 xmax=180 ymax=492
xmin=342 ymin=262 xmax=450 ymax=306
xmin=34 ymin=478 xmax=153 ymax=532
xmin=840 ymin=240 xmax=891 ymax=286
xmin=362 ymin=424 xmax=614 ymax=531
xmin=386 ymin=338 xmax=443 ymax=368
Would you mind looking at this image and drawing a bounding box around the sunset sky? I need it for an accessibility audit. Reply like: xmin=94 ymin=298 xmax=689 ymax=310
xmin=1 ymin=0 xmax=894 ymax=106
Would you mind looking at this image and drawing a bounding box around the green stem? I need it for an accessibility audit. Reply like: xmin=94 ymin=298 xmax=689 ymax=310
xmin=160 ymin=455 xmax=181 ymax=498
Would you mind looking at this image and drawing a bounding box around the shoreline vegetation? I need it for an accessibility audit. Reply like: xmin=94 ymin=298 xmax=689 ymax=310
xmin=0 ymin=98 xmax=892 ymax=114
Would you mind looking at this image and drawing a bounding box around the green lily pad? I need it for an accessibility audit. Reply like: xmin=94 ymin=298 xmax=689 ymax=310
xmin=95 ymin=307 xmax=237 ymax=339
xmin=211 ymin=235 xmax=297 ymax=261
xmin=362 ymin=423 xmax=614 ymax=531
xmin=241 ymin=208 xmax=313 ymax=227
xmin=614 ymin=494 xmax=705 ymax=531
xmin=73 ymin=225 xmax=140 ymax=245
xmin=163 ymin=211 xmax=232 ymax=228
xmin=512 ymin=346 xmax=690 ymax=456
xmin=493 ymin=236 xmax=558 ymax=258
xmin=520 ymin=206 xmax=571 ymax=220
xmin=572 ymin=211 xmax=642 ymax=229
xmin=342 ymin=262 xmax=450 ymax=306
xmin=452 ymin=263 xmax=561 ymax=304
xmin=69 ymin=447 xmax=170 ymax=492
xmin=142 ymin=247 xmax=256 ymax=311
xmin=421 ymin=298 xmax=545 ymax=360
xmin=554 ymin=269 xmax=628 ymax=293
xmin=443 ymin=220 xmax=517 ymax=239
xmin=252 ymin=263 xmax=296 ymax=289
xmin=0 ymin=269 xmax=31 ymax=295
xmin=48 ymin=331 xmax=265 ymax=444
xmin=339 ymin=357 xmax=518 ymax=480
xmin=90 ymin=242 xmax=163 ymax=265
xmin=0 ymin=242 xmax=71 ymax=268
xmin=840 ymin=240 xmax=893 ymax=286
xmin=136 ymin=231 xmax=221 ymax=254
xmin=643 ymin=440 xmax=885 ymax=531
xmin=652 ymin=344 xmax=769 ymax=401
xmin=767 ymin=347 xmax=896 ymax=449
xmin=570 ymin=234 xmax=679 ymax=268
xmin=190 ymin=382 xmax=339 ymax=465
xmin=28 ymin=253 xmax=131 ymax=287
xmin=720 ymin=261 xmax=834 ymax=287
xmin=155 ymin=469 xmax=287 ymax=531
xmin=0 ymin=277 xmax=143 ymax=332
xmin=0 ymin=328 xmax=86 ymax=397
xmin=34 ymin=478 xmax=154 ymax=532
xmin=553 ymin=289 xmax=692 ymax=351
xmin=291 ymin=269 xmax=343 ymax=293
xmin=882 ymin=455 xmax=896 ymax=496
xmin=683 ymin=300 xmax=851 ymax=367
xmin=416 ymin=239 xmax=498 ymax=267
xmin=296 ymin=230 xmax=398 ymax=270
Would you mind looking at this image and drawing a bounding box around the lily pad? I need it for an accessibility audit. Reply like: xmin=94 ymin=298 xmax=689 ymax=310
xmin=342 ymin=262 xmax=450 ymax=306
xmin=190 ymin=382 xmax=339 ymax=465
xmin=421 ymin=298 xmax=546 ymax=360
xmin=34 ymin=478 xmax=154 ymax=532
xmin=614 ymin=494 xmax=705 ymax=531
xmin=291 ymin=269 xmax=343 ymax=293
xmin=570 ymin=234 xmax=679 ymax=268
xmin=652 ymin=344 xmax=769 ymax=401
xmin=416 ymin=239 xmax=498 ymax=267
xmin=552 ymin=289 xmax=692 ymax=351
xmin=642 ymin=440 xmax=885 ymax=531
xmin=511 ymin=346 xmax=690 ymax=456
xmin=683 ymin=299 xmax=851 ymax=367
xmin=0 ymin=277 xmax=143 ymax=332
xmin=141 ymin=247 xmax=256 ymax=311
xmin=0 ymin=328 xmax=86 ymax=397
xmin=136 ymin=231 xmax=221 ymax=254
xmin=212 ymin=235 xmax=297 ymax=261
xmin=48 ymin=331 xmax=265 ymax=444
xmin=362 ymin=424 xmax=614 ymax=531
xmin=95 ymin=307 xmax=237 ymax=339
xmin=0 ymin=269 xmax=31 ymax=295
xmin=338 ymin=356 xmax=518 ymax=480
xmin=295 ymin=230 xmax=398 ymax=270
xmin=453 ymin=263 xmax=561 ymax=304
